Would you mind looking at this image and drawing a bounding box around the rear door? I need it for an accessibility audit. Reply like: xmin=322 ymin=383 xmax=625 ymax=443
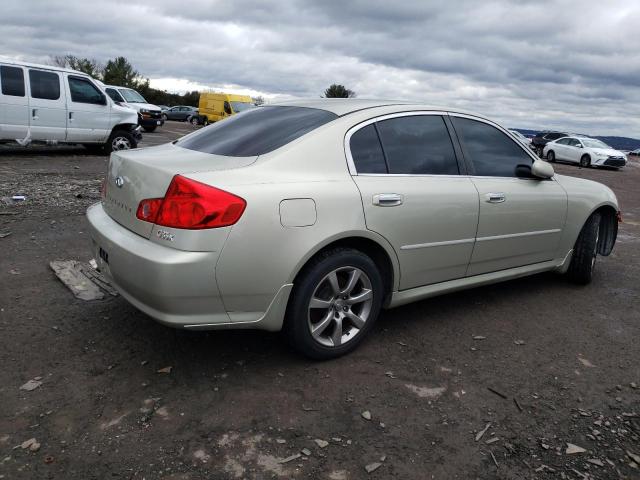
xmin=64 ymin=74 xmax=111 ymax=143
xmin=450 ymin=115 xmax=567 ymax=276
xmin=348 ymin=113 xmax=480 ymax=290
xmin=0 ymin=65 xmax=29 ymax=141
xmin=27 ymin=68 xmax=67 ymax=141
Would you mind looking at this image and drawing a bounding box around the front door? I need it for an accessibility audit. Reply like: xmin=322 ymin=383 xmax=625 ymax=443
xmin=348 ymin=113 xmax=479 ymax=290
xmin=64 ymin=75 xmax=111 ymax=143
xmin=450 ymin=115 xmax=567 ymax=276
xmin=27 ymin=68 xmax=66 ymax=141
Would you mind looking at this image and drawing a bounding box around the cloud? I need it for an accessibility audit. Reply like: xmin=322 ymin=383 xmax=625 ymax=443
xmin=1 ymin=0 xmax=638 ymax=135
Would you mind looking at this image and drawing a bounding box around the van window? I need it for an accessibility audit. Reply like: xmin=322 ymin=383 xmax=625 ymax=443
xmin=0 ymin=66 xmax=25 ymax=97
xmin=68 ymin=76 xmax=104 ymax=104
xmin=105 ymin=88 xmax=124 ymax=102
xmin=29 ymin=69 xmax=60 ymax=100
xmin=177 ymin=106 xmax=337 ymax=157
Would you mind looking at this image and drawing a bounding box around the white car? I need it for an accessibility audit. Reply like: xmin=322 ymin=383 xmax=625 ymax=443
xmin=543 ymin=136 xmax=627 ymax=169
xmin=509 ymin=129 xmax=535 ymax=150
xmin=0 ymin=59 xmax=141 ymax=152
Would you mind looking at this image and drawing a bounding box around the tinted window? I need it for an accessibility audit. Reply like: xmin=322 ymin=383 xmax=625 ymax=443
xmin=452 ymin=117 xmax=533 ymax=177
xmin=29 ymin=70 xmax=60 ymax=100
xmin=350 ymin=124 xmax=387 ymax=173
xmin=556 ymin=138 xmax=570 ymax=145
xmin=0 ymin=66 xmax=25 ymax=96
xmin=105 ymin=88 xmax=123 ymax=102
xmin=376 ymin=115 xmax=459 ymax=175
xmin=68 ymin=77 xmax=104 ymax=104
xmin=569 ymin=138 xmax=582 ymax=147
xmin=178 ymin=106 xmax=337 ymax=157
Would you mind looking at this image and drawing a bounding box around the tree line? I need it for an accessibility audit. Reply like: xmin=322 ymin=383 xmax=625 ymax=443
xmin=51 ymin=55 xmax=357 ymax=106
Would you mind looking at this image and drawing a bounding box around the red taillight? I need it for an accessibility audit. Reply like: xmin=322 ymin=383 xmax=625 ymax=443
xmin=136 ymin=175 xmax=246 ymax=229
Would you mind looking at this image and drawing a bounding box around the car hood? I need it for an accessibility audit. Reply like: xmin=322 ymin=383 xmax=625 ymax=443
xmin=125 ymin=102 xmax=162 ymax=112
xmin=589 ymin=147 xmax=625 ymax=157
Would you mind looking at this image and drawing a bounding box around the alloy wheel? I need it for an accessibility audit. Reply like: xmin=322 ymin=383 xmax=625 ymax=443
xmin=307 ymin=266 xmax=373 ymax=347
xmin=111 ymin=136 xmax=132 ymax=150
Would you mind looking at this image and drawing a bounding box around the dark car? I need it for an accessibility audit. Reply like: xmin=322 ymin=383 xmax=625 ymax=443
xmin=531 ymin=131 xmax=569 ymax=157
xmin=163 ymin=106 xmax=199 ymax=122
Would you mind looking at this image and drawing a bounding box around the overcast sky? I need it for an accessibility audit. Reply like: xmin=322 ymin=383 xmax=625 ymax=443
xmin=2 ymin=0 xmax=639 ymax=136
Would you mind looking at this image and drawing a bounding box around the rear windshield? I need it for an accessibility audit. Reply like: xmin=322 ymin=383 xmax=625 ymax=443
xmin=177 ymin=106 xmax=338 ymax=157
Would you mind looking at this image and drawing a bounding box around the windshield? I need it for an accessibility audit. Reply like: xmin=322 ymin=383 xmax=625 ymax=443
xmin=582 ymin=139 xmax=610 ymax=149
xmin=118 ymin=88 xmax=147 ymax=103
xmin=231 ymin=101 xmax=255 ymax=113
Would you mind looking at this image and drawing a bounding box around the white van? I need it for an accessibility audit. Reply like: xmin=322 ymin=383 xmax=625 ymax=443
xmin=102 ymin=84 xmax=164 ymax=133
xmin=0 ymin=59 xmax=141 ymax=153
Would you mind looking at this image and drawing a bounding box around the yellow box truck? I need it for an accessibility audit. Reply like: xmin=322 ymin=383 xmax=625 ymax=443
xmin=197 ymin=93 xmax=254 ymax=125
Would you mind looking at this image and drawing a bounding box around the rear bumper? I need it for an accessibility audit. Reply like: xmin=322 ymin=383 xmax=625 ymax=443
xmin=86 ymin=203 xmax=230 ymax=327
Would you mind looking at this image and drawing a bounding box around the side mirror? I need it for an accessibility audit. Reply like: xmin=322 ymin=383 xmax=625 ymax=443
xmin=531 ymin=159 xmax=554 ymax=179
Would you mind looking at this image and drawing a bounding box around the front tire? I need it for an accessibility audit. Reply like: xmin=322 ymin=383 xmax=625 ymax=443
xmin=284 ymin=248 xmax=384 ymax=360
xmin=546 ymin=150 xmax=555 ymax=162
xmin=567 ymin=213 xmax=601 ymax=285
xmin=105 ymin=130 xmax=137 ymax=154
xmin=580 ymin=154 xmax=591 ymax=168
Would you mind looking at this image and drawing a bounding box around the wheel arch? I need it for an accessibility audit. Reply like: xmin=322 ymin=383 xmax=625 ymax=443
xmin=110 ymin=123 xmax=138 ymax=135
xmin=288 ymin=231 xmax=400 ymax=307
xmin=592 ymin=204 xmax=618 ymax=256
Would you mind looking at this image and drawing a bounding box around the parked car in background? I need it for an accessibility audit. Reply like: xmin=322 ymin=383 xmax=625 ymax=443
xmin=197 ymin=92 xmax=254 ymax=125
xmin=531 ymin=131 xmax=569 ymax=156
xmin=157 ymin=105 xmax=169 ymax=113
xmin=509 ymin=129 xmax=535 ymax=150
xmin=0 ymin=59 xmax=141 ymax=152
xmin=544 ymin=136 xmax=627 ymax=168
xmin=629 ymin=148 xmax=640 ymax=156
xmin=103 ymin=84 xmax=164 ymax=133
xmin=163 ymin=105 xmax=199 ymax=123
xmin=88 ymin=99 xmax=619 ymax=359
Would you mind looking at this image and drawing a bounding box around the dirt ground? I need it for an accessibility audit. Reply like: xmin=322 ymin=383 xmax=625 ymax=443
xmin=0 ymin=122 xmax=638 ymax=480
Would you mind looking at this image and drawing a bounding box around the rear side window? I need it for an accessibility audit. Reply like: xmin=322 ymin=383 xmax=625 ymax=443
xmin=29 ymin=69 xmax=60 ymax=100
xmin=376 ymin=116 xmax=459 ymax=175
xmin=68 ymin=76 xmax=104 ymax=104
xmin=0 ymin=66 xmax=25 ymax=96
xmin=452 ymin=117 xmax=533 ymax=177
xmin=178 ymin=106 xmax=338 ymax=157
xmin=350 ymin=124 xmax=387 ymax=173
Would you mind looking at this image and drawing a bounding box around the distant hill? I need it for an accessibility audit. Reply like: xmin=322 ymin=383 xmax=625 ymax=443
xmin=512 ymin=128 xmax=640 ymax=151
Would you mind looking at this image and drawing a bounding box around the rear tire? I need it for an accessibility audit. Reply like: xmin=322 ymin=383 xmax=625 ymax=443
xmin=567 ymin=213 xmax=601 ymax=285
xmin=580 ymin=154 xmax=591 ymax=168
xmin=283 ymin=248 xmax=384 ymax=360
xmin=190 ymin=116 xmax=200 ymax=126
xmin=202 ymin=117 xmax=209 ymax=126
xmin=546 ymin=150 xmax=555 ymax=162
xmin=105 ymin=130 xmax=137 ymax=154
xmin=161 ymin=113 xmax=168 ymax=121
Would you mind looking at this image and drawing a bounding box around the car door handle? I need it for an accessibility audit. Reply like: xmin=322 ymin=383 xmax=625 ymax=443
xmin=68 ymin=112 xmax=74 ymax=122
xmin=373 ymin=193 xmax=403 ymax=207
xmin=485 ymin=192 xmax=506 ymax=203
xmin=32 ymin=108 xmax=39 ymax=120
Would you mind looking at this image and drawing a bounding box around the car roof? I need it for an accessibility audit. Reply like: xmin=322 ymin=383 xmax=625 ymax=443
xmin=0 ymin=57 xmax=89 ymax=76
xmin=269 ymin=98 xmax=489 ymax=118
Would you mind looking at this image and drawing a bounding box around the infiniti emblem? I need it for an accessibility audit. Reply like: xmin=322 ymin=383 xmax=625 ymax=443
xmin=115 ymin=176 xmax=124 ymax=188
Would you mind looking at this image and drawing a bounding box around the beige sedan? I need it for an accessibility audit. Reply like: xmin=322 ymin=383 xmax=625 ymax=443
xmin=87 ymin=99 xmax=620 ymax=359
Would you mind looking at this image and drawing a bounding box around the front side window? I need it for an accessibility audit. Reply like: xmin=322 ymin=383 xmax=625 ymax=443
xmin=231 ymin=101 xmax=254 ymax=113
xmin=106 ymin=88 xmax=124 ymax=102
xmin=0 ymin=66 xmax=25 ymax=97
xmin=451 ymin=117 xmax=533 ymax=177
xmin=178 ymin=106 xmax=337 ymax=157
xmin=350 ymin=124 xmax=387 ymax=174
xmin=376 ymin=115 xmax=459 ymax=175
xmin=29 ymin=69 xmax=60 ymax=100
xmin=568 ymin=138 xmax=582 ymax=147
xmin=556 ymin=138 xmax=570 ymax=145
xmin=68 ymin=77 xmax=104 ymax=104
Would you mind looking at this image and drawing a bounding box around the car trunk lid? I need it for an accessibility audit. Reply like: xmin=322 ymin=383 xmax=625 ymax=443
xmin=102 ymin=143 xmax=257 ymax=238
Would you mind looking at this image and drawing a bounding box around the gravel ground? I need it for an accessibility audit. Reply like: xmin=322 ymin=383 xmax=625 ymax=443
xmin=0 ymin=123 xmax=638 ymax=480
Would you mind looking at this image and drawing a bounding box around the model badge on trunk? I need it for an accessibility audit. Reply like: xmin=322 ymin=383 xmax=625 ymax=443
xmin=115 ymin=176 xmax=124 ymax=188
